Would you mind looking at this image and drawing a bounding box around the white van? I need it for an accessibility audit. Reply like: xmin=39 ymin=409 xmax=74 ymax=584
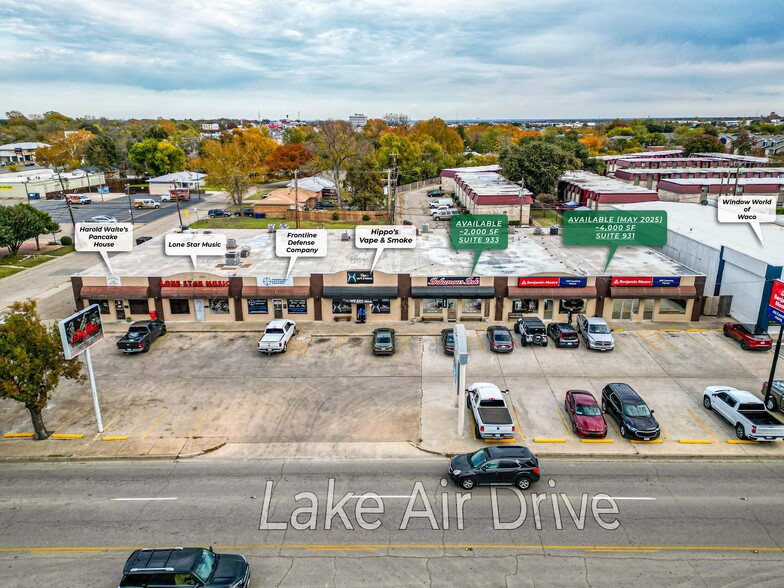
xmin=133 ymin=198 xmax=160 ymax=209
xmin=429 ymin=198 xmax=452 ymax=209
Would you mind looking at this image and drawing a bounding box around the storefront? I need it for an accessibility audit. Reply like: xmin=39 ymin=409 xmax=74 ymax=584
xmin=604 ymin=276 xmax=700 ymax=322
xmin=506 ymin=276 xmax=598 ymax=322
xmin=241 ymin=275 xmax=313 ymax=321
xmin=75 ymin=277 xmax=154 ymax=322
xmin=411 ymin=276 xmax=495 ymax=322
xmin=322 ymin=270 xmax=400 ymax=322
xmin=158 ymin=275 xmax=237 ymax=323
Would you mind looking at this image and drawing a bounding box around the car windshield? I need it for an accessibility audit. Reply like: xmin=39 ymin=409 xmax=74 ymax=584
xmin=192 ymin=549 xmax=216 ymax=582
xmin=576 ymin=403 xmax=601 ymax=416
xmin=589 ymin=324 xmax=610 ymax=334
xmin=445 ymin=333 xmax=454 ymax=344
xmin=469 ymin=449 xmax=489 ymax=468
xmin=623 ymin=403 xmax=651 ymax=418
xmin=376 ymin=335 xmax=392 ymax=344
xmin=494 ymin=332 xmax=512 ymax=343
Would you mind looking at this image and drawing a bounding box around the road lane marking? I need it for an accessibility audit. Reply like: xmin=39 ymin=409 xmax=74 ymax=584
xmin=556 ymin=409 xmax=574 ymax=441
xmin=141 ymin=408 xmax=169 ymax=440
xmin=111 ymin=497 xmax=178 ymax=501
xmin=687 ymin=408 xmax=720 ymax=442
xmin=187 ymin=408 xmax=213 ymax=438
xmin=586 ymin=548 xmax=660 ymax=553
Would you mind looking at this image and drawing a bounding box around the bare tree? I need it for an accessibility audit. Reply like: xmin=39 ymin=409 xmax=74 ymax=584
xmin=311 ymin=120 xmax=361 ymax=205
xmin=383 ymin=113 xmax=411 ymax=132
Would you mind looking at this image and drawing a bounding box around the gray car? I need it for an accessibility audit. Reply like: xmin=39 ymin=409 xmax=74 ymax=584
xmin=372 ymin=328 xmax=395 ymax=355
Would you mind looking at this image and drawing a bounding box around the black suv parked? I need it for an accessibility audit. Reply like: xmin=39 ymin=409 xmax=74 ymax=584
xmin=448 ymin=445 xmax=540 ymax=490
xmin=515 ymin=317 xmax=548 ymax=346
xmin=547 ymin=322 xmax=580 ymax=348
xmin=119 ymin=547 xmax=250 ymax=587
xmin=601 ymin=383 xmax=660 ymax=440
xmin=208 ymin=209 xmax=231 ymax=218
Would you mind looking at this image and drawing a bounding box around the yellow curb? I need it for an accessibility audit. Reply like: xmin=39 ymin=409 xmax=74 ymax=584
xmin=630 ymin=439 xmax=664 ymax=444
xmin=533 ymin=438 xmax=566 ymax=443
xmin=659 ymin=329 xmax=681 ymax=332
xmin=581 ymin=438 xmax=613 ymax=443
xmin=484 ymin=438 xmax=516 ymax=443
xmin=726 ymin=439 xmax=759 ymax=444
xmin=3 ymin=432 xmax=34 ymax=438
xmin=613 ymin=329 xmax=624 ymax=333
xmin=51 ymin=433 xmax=84 ymax=439
xmin=101 ymin=436 xmax=128 ymax=441
xmin=686 ymin=329 xmax=709 ymax=332
xmin=678 ymin=439 xmax=712 ymax=444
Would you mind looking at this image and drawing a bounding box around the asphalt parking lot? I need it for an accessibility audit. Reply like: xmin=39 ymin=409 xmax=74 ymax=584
xmin=1 ymin=324 xmax=781 ymax=458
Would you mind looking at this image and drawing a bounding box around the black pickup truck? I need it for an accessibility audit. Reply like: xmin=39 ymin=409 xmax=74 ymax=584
xmin=116 ymin=320 xmax=166 ymax=353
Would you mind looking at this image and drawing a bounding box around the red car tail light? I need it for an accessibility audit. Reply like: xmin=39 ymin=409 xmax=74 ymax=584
xmin=480 ymin=426 xmax=484 ymax=432
xmin=533 ymin=467 xmax=540 ymax=475
xmin=752 ymin=426 xmax=757 ymax=434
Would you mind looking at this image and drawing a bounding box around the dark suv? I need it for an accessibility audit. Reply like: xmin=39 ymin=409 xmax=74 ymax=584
xmin=601 ymin=383 xmax=660 ymax=440
xmin=515 ymin=317 xmax=548 ymax=347
xmin=119 ymin=547 xmax=250 ymax=587
xmin=547 ymin=322 xmax=579 ymax=348
xmin=448 ymin=445 xmax=540 ymax=490
xmin=208 ymin=209 xmax=231 ymax=218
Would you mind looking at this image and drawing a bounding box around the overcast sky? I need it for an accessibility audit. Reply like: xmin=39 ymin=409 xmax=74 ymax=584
xmin=1 ymin=0 xmax=782 ymax=121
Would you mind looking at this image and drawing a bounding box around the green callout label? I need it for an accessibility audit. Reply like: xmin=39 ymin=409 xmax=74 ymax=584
xmin=562 ymin=210 xmax=668 ymax=271
xmin=450 ymin=215 xmax=509 ymax=273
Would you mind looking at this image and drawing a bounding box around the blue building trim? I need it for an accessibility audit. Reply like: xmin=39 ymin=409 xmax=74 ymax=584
xmin=758 ymin=265 xmax=784 ymax=330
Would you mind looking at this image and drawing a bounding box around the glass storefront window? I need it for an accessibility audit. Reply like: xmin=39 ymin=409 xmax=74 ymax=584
xmin=332 ymin=300 xmax=351 ymax=314
xmin=462 ymin=298 xmax=481 ymax=313
xmin=170 ymin=299 xmax=190 ymax=314
xmin=247 ymin=299 xmax=268 ymax=314
xmin=513 ymin=299 xmax=538 ymax=314
xmin=89 ymin=299 xmax=110 ymax=314
xmin=558 ymin=299 xmax=585 ymax=314
xmin=423 ymin=299 xmax=443 ymax=313
xmin=209 ymin=298 xmax=230 ymax=314
xmin=660 ymin=298 xmax=687 ymax=315
xmin=543 ymin=299 xmax=554 ymax=320
xmin=371 ymin=299 xmax=391 ymax=314
xmin=128 ymin=299 xmax=149 ymax=315
xmin=287 ymin=299 xmax=308 ymax=314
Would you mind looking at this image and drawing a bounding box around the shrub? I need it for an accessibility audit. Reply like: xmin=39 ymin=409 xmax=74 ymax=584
xmin=331 ymin=211 xmax=340 ymax=221
xmin=60 ymin=236 xmax=73 ymax=246
xmin=362 ymin=214 xmax=371 ymax=221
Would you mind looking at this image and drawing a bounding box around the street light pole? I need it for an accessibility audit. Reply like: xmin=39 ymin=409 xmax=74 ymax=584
xmin=518 ymin=179 xmax=526 ymax=229
xmin=294 ymin=169 xmax=300 ymax=229
xmin=126 ymin=184 xmax=135 ymax=225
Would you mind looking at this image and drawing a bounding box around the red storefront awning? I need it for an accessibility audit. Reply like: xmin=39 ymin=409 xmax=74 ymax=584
xmin=80 ymin=286 xmax=150 ymax=300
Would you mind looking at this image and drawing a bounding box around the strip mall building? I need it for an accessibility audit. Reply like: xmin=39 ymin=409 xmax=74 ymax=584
xmin=71 ymin=228 xmax=706 ymax=325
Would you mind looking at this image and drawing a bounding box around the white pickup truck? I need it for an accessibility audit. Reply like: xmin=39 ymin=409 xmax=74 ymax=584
xmin=467 ymin=383 xmax=516 ymax=439
xmin=257 ymin=319 xmax=297 ymax=354
xmin=703 ymin=385 xmax=784 ymax=441
xmin=576 ymin=314 xmax=615 ymax=351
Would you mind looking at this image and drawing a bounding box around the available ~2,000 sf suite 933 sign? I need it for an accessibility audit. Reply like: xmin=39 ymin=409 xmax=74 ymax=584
xmin=769 ymin=279 xmax=784 ymax=325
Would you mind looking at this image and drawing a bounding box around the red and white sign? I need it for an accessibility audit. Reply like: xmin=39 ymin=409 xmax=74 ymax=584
xmin=611 ymin=276 xmax=653 ymax=287
xmin=518 ymin=277 xmax=560 ymax=288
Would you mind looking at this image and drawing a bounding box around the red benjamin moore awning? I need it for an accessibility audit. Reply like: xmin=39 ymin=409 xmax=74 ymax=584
xmin=80 ymin=286 xmax=150 ymax=300
xmin=160 ymin=287 xmax=229 ymax=299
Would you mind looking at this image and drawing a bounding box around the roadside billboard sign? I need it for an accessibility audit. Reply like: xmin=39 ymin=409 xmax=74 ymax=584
xmin=58 ymin=304 xmax=104 ymax=360
xmin=768 ymin=279 xmax=784 ymax=325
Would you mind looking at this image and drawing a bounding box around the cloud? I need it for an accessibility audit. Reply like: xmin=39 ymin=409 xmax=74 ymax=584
xmin=0 ymin=0 xmax=782 ymax=119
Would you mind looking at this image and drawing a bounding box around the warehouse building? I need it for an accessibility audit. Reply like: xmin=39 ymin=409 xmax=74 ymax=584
xmin=558 ymin=171 xmax=660 ymax=208
xmin=615 ymin=166 xmax=784 ymax=190
xmin=0 ymin=168 xmax=106 ymax=199
xmin=450 ymin=170 xmax=533 ymax=223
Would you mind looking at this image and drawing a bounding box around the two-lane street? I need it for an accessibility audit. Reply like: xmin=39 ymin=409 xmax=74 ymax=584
xmin=1 ymin=458 xmax=783 ymax=586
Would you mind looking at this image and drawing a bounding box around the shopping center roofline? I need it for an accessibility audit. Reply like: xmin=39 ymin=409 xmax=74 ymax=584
xmin=76 ymin=226 xmax=699 ymax=279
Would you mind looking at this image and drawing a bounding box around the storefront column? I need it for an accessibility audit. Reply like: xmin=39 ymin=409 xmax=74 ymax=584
xmin=494 ymin=277 xmax=506 ymax=321
xmin=148 ymin=277 xmax=163 ymax=319
xmin=72 ymin=277 xmax=84 ymax=311
xmin=311 ymin=274 xmax=323 ymax=321
xmin=595 ymin=276 xmax=611 ymax=316
xmin=398 ymin=274 xmax=411 ymax=320
xmin=691 ymin=276 xmax=706 ymax=321
xmin=230 ymin=277 xmax=243 ymax=321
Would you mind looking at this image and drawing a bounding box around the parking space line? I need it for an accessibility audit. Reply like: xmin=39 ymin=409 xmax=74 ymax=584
xmin=661 ymin=429 xmax=671 ymax=441
xmin=337 ymin=336 xmax=343 ymax=349
xmin=687 ymin=409 xmax=720 ymax=442
xmin=467 ymin=410 xmax=478 ymax=440
xmin=654 ymin=331 xmax=676 ymax=349
xmin=606 ymin=417 xmax=622 ymax=439
xmin=53 ymin=409 xmax=87 ymax=433
xmin=93 ymin=411 xmax=123 ymax=441
xmin=556 ymin=409 xmax=574 ymax=441
xmin=403 ymin=336 xmax=407 ymax=351
xmin=141 ymin=408 xmax=169 ymax=440
xmin=474 ymin=331 xmax=485 ymax=348
xmin=510 ymin=403 xmax=524 ymax=441
xmin=299 ymin=338 xmax=311 ymax=356
xmin=187 ymin=408 xmax=213 ymax=438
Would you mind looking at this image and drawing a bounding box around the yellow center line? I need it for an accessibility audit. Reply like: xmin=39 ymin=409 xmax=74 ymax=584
xmin=187 ymin=408 xmax=213 ymax=438
xmin=687 ymin=408 xmax=720 ymax=442
xmin=556 ymin=408 xmax=575 ymax=441
xmin=586 ymin=549 xmax=660 ymax=553
xmin=53 ymin=409 xmax=87 ymax=433
xmin=141 ymin=408 xmax=169 ymax=440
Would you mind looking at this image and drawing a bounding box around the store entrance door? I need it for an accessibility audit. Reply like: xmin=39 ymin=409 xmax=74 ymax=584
xmin=114 ymin=300 xmax=126 ymax=321
xmin=446 ymin=299 xmax=457 ymax=321
xmin=642 ymin=299 xmax=654 ymax=320
xmin=194 ymin=299 xmax=206 ymax=321
xmin=273 ymin=299 xmax=283 ymax=319
xmin=612 ymin=298 xmax=635 ymax=320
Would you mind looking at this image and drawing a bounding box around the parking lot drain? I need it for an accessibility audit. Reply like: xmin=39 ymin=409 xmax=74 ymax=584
xmin=533 ymin=438 xmax=566 ymax=443
xmin=678 ymin=439 xmax=712 ymax=444
xmin=101 ymin=436 xmax=128 ymax=442
xmin=3 ymin=432 xmax=34 ymax=438
xmin=581 ymin=438 xmax=613 ymax=443
xmin=630 ymin=439 xmax=664 ymax=444
xmin=51 ymin=434 xmax=84 ymax=439
xmin=726 ymin=440 xmax=760 ymax=444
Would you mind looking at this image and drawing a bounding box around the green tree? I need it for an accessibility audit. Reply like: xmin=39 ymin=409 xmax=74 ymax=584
xmin=0 ymin=300 xmax=86 ymax=440
xmin=283 ymin=125 xmax=316 ymax=145
xmin=128 ymin=139 xmax=186 ymax=176
xmin=732 ymin=130 xmax=755 ymax=155
xmin=143 ymin=125 xmax=169 ymax=141
xmin=29 ymin=207 xmax=60 ymax=250
xmin=0 ymin=203 xmax=50 ymax=255
xmin=345 ymin=155 xmax=384 ymax=209
xmin=683 ymin=134 xmax=726 ymax=156
xmin=411 ymin=118 xmax=464 ymax=156
xmin=500 ymin=141 xmax=580 ymax=195
xmin=85 ymin=133 xmax=122 ymax=171
xmin=312 ymin=120 xmax=361 ymax=204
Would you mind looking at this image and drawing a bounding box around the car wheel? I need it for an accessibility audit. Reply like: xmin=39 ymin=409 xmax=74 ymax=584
xmin=735 ymin=423 xmax=746 ymax=440
xmin=161 ymin=327 xmax=166 ymax=335
xmin=516 ymin=476 xmax=532 ymax=490
xmin=766 ymin=395 xmax=778 ymax=412
xmin=143 ymin=342 xmax=149 ymax=353
xmin=703 ymin=395 xmax=712 ymax=410
xmin=282 ymin=344 xmax=287 ymax=353
xmin=741 ymin=341 xmax=748 ymax=350
xmin=619 ymin=424 xmax=627 ymax=438
xmin=723 ymin=327 xmax=730 ymax=337
xmin=514 ymin=323 xmax=519 ymax=334
xmin=461 ymin=477 xmax=475 ymax=490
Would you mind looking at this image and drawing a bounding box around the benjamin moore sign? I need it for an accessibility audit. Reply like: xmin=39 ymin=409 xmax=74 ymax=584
xmin=611 ymin=276 xmax=681 ymax=287
xmin=518 ymin=277 xmax=588 ymax=288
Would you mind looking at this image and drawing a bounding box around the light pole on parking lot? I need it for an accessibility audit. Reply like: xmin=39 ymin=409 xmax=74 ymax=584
xmin=125 ymin=184 xmax=135 ymax=225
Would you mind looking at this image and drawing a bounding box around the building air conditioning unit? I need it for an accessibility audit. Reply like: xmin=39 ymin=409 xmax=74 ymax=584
xmin=225 ymin=251 xmax=241 ymax=267
xmin=422 ymin=223 xmax=430 ymax=233
xmin=227 ymin=237 xmax=238 ymax=249
xmin=341 ymin=231 xmax=350 ymax=241
xmin=240 ymin=245 xmax=251 ymax=258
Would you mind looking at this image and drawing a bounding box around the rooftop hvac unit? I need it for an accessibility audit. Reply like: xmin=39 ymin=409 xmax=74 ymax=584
xmin=225 ymin=251 xmax=241 ymax=267
xmin=227 ymin=237 xmax=238 ymax=249
xmin=203 ymin=230 xmax=212 ymax=234
xmin=240 ymin=245 xmax=251 ymax=258
xmin=341 ymin=231 xmax=351 ymax=241
xmin=533 ymin=227 xmax=543 ymax=235
xmin=422 ymin=223 xmax=429 ymax=233
xmin=268 ymin=224 xmax=276 ymax=233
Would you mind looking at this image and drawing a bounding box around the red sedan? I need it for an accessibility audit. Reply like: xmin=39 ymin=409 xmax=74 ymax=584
xmin=723 ymin=323 xmax=772 ymax=351
xmin=564 ymin=390 xmax=607 ymax=438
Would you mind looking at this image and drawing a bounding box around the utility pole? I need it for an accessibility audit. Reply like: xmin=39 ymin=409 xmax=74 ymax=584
xmin=385 ymin=168 xmax=393 ymax=224
xmin=172 ymin=182 xmax=183 ymax=226
xmin=294 ymin=168 xmax=300 ymax=229
xmin=125 ymin=184 xmax=135 ymax=225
